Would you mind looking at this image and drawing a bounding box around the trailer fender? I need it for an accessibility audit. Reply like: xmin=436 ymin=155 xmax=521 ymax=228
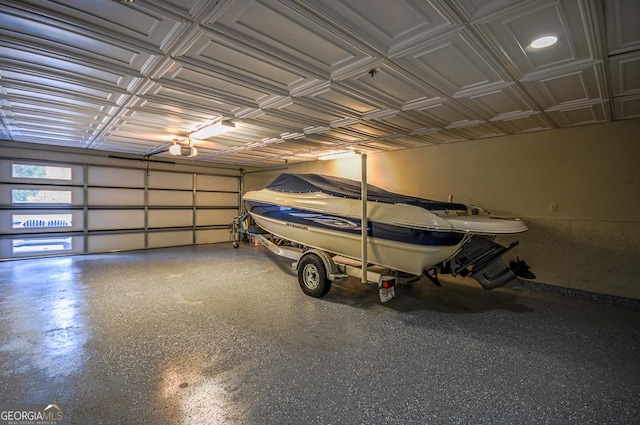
xmin=293 ymin=249 xmax=348 ymax=282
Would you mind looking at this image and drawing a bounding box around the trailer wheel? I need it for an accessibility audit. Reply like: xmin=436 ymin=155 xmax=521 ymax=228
xmin=297 ymin=254 xmax=331 ymax=298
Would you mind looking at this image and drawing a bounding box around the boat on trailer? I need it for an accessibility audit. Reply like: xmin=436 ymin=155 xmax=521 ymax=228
xmin=236 ymin=173 xmax=530 ymax=301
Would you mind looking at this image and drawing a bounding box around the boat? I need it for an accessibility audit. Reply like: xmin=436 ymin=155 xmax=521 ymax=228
xmin=242 ymin=173 xmax=529 ymax=290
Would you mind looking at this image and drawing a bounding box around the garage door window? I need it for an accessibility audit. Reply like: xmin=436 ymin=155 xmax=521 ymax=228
xmin=12 ymin=237 xmax=73 ymax=254
xmin=12 ymin=189 xmax=72 ymax=204
xmin=12 ymin=164 xmax=72 ymax=180
xmin=12 ymin=213 xmax=73 ymax=229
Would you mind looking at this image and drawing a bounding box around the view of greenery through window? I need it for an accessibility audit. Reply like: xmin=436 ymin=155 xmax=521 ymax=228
xmin=11 ymin=164 xmax=73 ymax=203
xmin=12 ymin=164 xmax=72 ymax=180
xmin=12 ymin=189 xmax=72 ymax=203
xmin=9 ymin=164 xmax=75 ymax=253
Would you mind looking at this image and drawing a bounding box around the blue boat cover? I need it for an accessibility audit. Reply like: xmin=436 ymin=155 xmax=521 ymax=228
xmin=266 ymin=173 xmax=468 ymax=211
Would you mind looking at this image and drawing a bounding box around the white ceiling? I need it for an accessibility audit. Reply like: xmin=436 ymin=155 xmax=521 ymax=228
xmin=1 ymin=0 xmax=639 ymax=167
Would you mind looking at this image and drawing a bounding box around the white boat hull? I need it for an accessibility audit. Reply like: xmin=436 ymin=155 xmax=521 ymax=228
xmin=243 ymin=173 xmax=527 ymax=278
xmin=250 ymin=213 xmax=464 ymax=275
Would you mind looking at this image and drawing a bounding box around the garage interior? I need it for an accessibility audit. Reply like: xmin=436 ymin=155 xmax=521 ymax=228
xmin=1 ymin=0 xmax=639 ymax=424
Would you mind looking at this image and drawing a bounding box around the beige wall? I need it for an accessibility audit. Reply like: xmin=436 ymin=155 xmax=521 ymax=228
xmin=245 ymin=119 xmax=640 ymax=299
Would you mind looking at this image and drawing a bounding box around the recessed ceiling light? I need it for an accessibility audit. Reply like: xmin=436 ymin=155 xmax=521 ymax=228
xmin=530 ymin=35 xmax=558 ymax=49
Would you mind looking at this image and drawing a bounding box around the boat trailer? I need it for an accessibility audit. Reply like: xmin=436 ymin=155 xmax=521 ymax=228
xmin=231 ymin=213 xmax=526 ymax=303
xmin=231 ymin=213 xmax=399 ymax=302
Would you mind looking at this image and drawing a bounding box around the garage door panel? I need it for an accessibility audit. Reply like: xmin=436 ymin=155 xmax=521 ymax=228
xmin=148 ymin=209 xmax=193 ymax=228
xmin=196 ymin=175 xmax=238 ymax=192
xmin=88 ymin=210 xmax=145 ymax=230
xmin=196 ymin=209 xmax=238 ymax=226
xmin=148 ymin=190 xmax=192 ymax=206
xmin=148 ymin=231 xmax=193 ymax=248
xmin=149 ymin=171 xmax=193 ymax=190
xmin=195 ymin=192 xmax=238 ymax=207
xmin=88 ymin=167 xmax=144 ymax=187
xmin=88 ymin=233 xmax=145 ymax=252
xmin=88 ymin=188 xmax=144 ymax=206
xmin=3 ymin=158 xmax=238 ymax=259
xmin=196 ymin=228 xmax=230 ymax=244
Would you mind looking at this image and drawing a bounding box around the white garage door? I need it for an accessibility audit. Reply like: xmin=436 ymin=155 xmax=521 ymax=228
xmin=0 ymin=160 xmax=239 ymax=259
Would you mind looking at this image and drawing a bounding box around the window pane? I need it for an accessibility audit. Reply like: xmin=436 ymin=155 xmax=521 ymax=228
xmin=12 ymin=164 xmax=72 ymax=180
xmin=12 ymin=214 xmax=73 ymax=229
xmin=12 ymin=237 xmax=73 ymax=254
xmin=11 ymin=189 xmax=72 ymax=204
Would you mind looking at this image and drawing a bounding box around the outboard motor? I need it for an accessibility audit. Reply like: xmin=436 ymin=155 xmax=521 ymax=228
xmin=427 ymin=236 xmax=530 ymax=289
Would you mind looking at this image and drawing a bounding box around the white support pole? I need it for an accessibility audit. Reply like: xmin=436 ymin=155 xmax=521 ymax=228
xmin=361 ymin=153 xmax=368 ymax=284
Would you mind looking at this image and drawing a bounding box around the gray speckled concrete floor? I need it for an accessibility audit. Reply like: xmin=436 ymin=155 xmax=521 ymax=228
xmin=1 ymin=243 xmax=639 ymax=424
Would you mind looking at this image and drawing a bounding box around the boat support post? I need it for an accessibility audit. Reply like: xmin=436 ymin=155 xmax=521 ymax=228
xmin=361 ymin=153 xmax=368 ymax=284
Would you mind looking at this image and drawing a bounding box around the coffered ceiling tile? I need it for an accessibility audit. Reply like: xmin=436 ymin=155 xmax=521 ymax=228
xmin=295 ymin=0 xmax=460 ymax=54
xmin=613 ymin=95 xmax=640 ymax=120
xmin=0 ymin=70 xmax=129 ymax=106
xmin=107 ymin=115 xmax=192 ymax=143
xmin=339 ymin=121 xmax=392 ymax=140
xmin=473 ymin=0 xmax=601 ymax=79
xmin=393 ymin=28 xmax=508 ymax=97
xmin=545 ymin=101 xmax=609 ymax=127
xmin=409 ymin=99 xmax=482 ymax=128
xmin=92 ymin=136 xmax=169 ymax=154
xmin=522 ymin=63 xmax=607 ymax=110
xmin=7 ymin=131 xmax=95 ymax=148
xmin=297 ymin=83 xmax=381 ymax=118
xmin=17 ymin=0 xmax=190 ymax=52
xmin=0 ymin=6 xmax=162 ymax=74
xmin=156 ymin=61 xmax=275 ymax=109
xmin=2 ymin=85 xmax=118 ymax=118
xmin=419 ymin=130 xmax=468 ymax=144
xmin=244 ymin=110 xmax=323 ymax=135
xmin=377 ymin=136 xmax=435 ymax=149
xmin=123 ymin=102 xmax=212 ymax=128
xmin=452 ymin=0 xmax=521 ymax=20
xmin=142 ymin=81 xmax=245 ymax=119
xmin=446 ymin=122 xmax=505 ymax=139
xmin=139 ymin=0 xmax=212 ymax=19
xmin=366 ymin=111 xmax=435 ymax=134
xmin=491 ymin=112 xmax=555 ymax=133
xmin=456 ymin=83 xmax=538 ymax=121
xmin=336 ymin=62 xmax=441 ymax=110
xmin=604 ymin=0 xmax=640 ymax=55
xmin=264 ymin=99 xmax=347 ymax=128
xmin=0 ymin=45 xmax=142 ymax=90
xmin=175 ymin=30 xmax=315 ymax=95
xmin=307 ymin=129 xmax=368 ymax=146
xmin=609 ymin=50 xmax=640 ymax=97
xmin=205 ymin=0 xmax=378 ymax=78
xmin=123 ymin=99 xmax=223 ymax=146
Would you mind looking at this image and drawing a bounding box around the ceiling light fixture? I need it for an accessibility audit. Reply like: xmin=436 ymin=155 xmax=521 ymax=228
xmin=169 ymin=143 xmax=182 ymax=156
xmin=169 ymin=141 xmax=198 ymax=157
xmin=190 ymin=121 xmax=235 ymax=139
xmin=530 ymin=35 xmax=558 ymax=49
xmin=318 ymin=151 xmax=357 ymax=161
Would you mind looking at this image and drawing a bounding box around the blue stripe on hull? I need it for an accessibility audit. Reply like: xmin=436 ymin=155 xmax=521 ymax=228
xmin=246 ymin=201 xmax=464 ymax=247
